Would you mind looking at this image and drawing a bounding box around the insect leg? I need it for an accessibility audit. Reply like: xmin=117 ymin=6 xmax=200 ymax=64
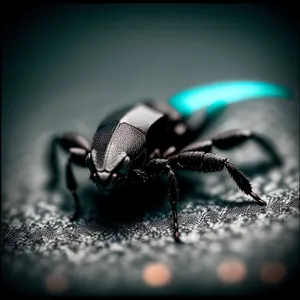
xmin=167 ymin=168 xmax=181 ymax=243
xmin=57 ymin=132 xmax=91 ymax=153
xmin=177 ymin=140 xmax=213 ymax=153
xmin=46 ymin=132 xmax=91 ymax=190
xmin=180 ymin=129 xmax=281 ymax=164
xmin=212 ymin=129 xmax=281 ymax=164
xmin=168 ymin=151 xmax=267 ymax=206
xmin=65 ymin=149 xmax=87 ymax=221
xmin=46 ymin=132 xmax=91 ymax=220
xmin=130 ymin=160 xmax=182 ymax=242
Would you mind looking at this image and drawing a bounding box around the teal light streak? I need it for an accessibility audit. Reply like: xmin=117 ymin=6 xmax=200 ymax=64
xmin=169 ymin=81 xmax=291 ymax=117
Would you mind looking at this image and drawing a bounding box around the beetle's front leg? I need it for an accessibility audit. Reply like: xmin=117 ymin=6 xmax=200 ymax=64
xmin=130 ymin=160 xmax=182 ymax=243
xmin=167 ymin=168 xmax=181 ymax=243
xmin=66 ymin=148 xmax=89 ymax=221
xmin=47 ymin=132 xmax=91 ymax=189
xmin=47 ymin=132 xmax=91 ymax=220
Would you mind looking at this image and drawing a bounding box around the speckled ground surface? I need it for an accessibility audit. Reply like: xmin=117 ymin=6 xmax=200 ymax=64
xmin=1 ymin=3 xmax=299 ymax=297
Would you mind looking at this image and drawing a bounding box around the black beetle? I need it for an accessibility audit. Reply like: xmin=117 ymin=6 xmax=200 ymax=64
xmin=48 ymin=99 xmax=280 ymax=242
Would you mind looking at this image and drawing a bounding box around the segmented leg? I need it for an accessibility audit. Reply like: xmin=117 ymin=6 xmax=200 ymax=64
xmin=168 ymin=168 xmax=181 ymax=243
xmin=130 ymin=148 xmax=266 ymax=242
xmin=130 ymin=159 xmax=182 ymax=242
xmin=46 ymin=132 xmax=91 ymax=220
xmin=66 ymin=156 xmax=80 ymax=221
xmin=168 ymin=151 xmax=266 ymax=205
xmin=179 ymin=129 xmax=281 ymax=164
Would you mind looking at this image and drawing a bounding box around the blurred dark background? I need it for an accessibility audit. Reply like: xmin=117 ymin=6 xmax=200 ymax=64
xmin=1 ymin=3 xmax=299 ymax=297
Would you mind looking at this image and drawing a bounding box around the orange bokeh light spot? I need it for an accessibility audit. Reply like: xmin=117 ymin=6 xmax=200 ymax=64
xmin=217 ymin=259 xmax=247 ymax=284
xmin=143 ymin=263 xmax=172 ymax=287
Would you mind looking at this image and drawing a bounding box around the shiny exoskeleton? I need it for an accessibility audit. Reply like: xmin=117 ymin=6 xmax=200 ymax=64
xmin=48 ymin=100 xmax=280 ymax=242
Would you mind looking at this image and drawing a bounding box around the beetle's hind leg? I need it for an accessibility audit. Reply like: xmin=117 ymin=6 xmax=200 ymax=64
xmin=46 ymin=132 xmax=91 ymax=220
xmin=179 ymin=129 xmax=281 ymax=165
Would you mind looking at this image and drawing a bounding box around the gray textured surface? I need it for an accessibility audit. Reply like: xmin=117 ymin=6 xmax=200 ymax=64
xmin=1 ymin=3 xmax=299 ymax=296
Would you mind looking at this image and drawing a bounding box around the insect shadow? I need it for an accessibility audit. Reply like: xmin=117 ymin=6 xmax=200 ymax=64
xmin=55 ymin=159 xmax=274 ymax=228
xmin=58 ymin=176 xmax=172 ymax=225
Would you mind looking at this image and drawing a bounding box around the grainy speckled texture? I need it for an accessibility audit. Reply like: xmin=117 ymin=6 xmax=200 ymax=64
xmin=2 ymin=3 xmax=299 ymax=297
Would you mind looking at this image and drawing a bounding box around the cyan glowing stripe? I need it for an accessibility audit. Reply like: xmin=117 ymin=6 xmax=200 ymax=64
xmin=169 ymin=81 xmax=291 ymax=117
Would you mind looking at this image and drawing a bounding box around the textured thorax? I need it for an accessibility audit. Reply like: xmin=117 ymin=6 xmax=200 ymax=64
xmin=90 ymin=104 xmax=164 ymax=172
